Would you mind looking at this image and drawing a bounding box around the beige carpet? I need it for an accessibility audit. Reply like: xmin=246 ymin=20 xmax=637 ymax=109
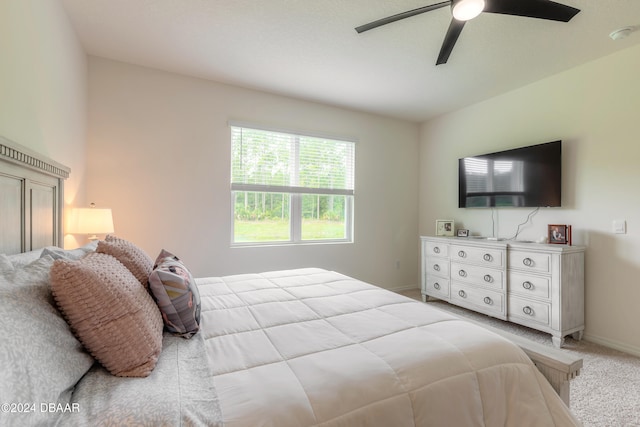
xmin=399 ymin=289 xmax=640 ymax=427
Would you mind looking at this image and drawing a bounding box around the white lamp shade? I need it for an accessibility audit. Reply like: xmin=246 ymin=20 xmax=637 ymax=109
xmin=452 ymin=0 xmax=485 ymax=21
xmin=67 ymin=208 xmax=114 ymax=239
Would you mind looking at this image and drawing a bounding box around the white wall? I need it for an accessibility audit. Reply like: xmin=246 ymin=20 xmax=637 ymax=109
xmin=0 ymin=0 xmax=88 ymax=248
xmin=6 ymin=0 xmax=638 ymax=356
xmin=86 ymin=57 xmax=419 ymax=290
xmin=419 ymin=44 xmax=640 ymax=356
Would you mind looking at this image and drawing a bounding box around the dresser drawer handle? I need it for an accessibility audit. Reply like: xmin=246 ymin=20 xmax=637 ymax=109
xmin=483 ymin=296 xmax=493 ymax=305
xmin=483 ymin=253 xmax=493 ymax=262
xmin=458 ymin=290 xmax=467 ymax=298
xmin=458 ymin=250 xmax=466 ymax=258
xmin=433 ymin=247 xmax=441 ymax=254
xmin=523 ymin=257 xmax=534 ymax=267
xmin=458 ymin=270 xmax=467 ymax=278
xmin=483 ymin=274 xmax=493 ymax=283
xmin=522 ymin=281 xmax=533 ymax=290
xmin=433 ymin=264 xmax=440 ymax=272
xmin=434 ymin=282 xmax=441 ymax=290
xmin=523 ymin=306 xmax=534 ymax=316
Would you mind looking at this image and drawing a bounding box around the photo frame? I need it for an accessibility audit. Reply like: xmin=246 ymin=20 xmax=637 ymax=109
xmin=456 ymin=229 xmax=469 ymax=237
xmin=548 ymin=224 xmax=570 ymax=245
xmin=436 ymin=220 xmax=455 ymax=237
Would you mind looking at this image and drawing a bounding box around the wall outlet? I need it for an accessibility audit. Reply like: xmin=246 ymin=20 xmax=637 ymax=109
xmin=613 ymin=219 xmax=626 ymax=234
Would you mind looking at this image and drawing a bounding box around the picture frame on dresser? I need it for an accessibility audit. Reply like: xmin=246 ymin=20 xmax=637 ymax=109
xmin=548 ymin=224 xmax=569 ymax=244
xmin=435 ymin=219 xmax=455 ymax=236
xmin=456 ymin=229 xmax=469 ymax=237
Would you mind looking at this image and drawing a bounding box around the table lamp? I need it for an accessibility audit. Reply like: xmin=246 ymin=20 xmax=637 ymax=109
xmin=67 ymin=203 xmax=114 ymax=240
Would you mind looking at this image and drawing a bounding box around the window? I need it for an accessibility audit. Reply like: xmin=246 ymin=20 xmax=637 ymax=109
xmin=230 ymin=123 xmax=355 ymax=245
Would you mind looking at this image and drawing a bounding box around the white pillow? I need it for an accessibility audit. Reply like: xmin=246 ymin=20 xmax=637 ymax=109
xmin=0 ymin=256 xmax=95 ymax=426
xmin=40 ymin=241 xmax=98 ymax=261
xmin=4 ymin=242 xmax=98 ymax=270
xmin=0 ymin=254 xmax=13 ymax=273
xmin=4 ymin=248 xmax=43 ymax=268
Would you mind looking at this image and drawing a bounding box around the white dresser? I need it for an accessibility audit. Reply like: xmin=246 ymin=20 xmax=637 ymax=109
xmin=421 ymin=236 xmax=585 ymax=347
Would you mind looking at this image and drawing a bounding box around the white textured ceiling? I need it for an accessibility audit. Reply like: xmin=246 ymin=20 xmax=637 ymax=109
xmin=61 ymin=0 xmax=640 ymax=122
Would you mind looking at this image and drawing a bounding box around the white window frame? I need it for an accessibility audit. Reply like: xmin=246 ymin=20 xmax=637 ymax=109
xmin=229 ymin=122 xmax=355 ymax=246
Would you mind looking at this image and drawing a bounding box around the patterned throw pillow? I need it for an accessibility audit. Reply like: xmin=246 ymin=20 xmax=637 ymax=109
xmin=96 ymin=235 xmax=153 ymax=288
xmin=50 ymin=252 xmax=163 ymax=377
xmin=148 ymin=249 xmax=201 ymax=338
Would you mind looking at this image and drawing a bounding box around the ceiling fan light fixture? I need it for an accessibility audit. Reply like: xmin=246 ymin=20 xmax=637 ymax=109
xmin=452 ymin=0 xmax=485 ymax=21
xmin=609 ymin=26 xmax=639 ymax=41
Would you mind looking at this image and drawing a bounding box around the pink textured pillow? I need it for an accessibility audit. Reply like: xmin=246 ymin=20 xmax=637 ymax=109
xmin=50 ymin=252 xmax=163 ymax=377
xmin=96 ymin=235 xmax=153 ymax=288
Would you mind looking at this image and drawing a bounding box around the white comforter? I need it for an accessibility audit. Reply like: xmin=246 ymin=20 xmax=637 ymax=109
xmin=197 ymin=268 xmax=579 ymax=426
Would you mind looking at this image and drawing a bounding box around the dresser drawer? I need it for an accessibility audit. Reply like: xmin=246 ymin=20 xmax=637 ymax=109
xmin=509 ymin=250 xmax=551 ymax=274
xmin=451 ymin=283 xmax=504 ymax=317
xmin=509 ymin=272 xmax=551 ymax=300
xmin=426 ymin=257 xmax=449 ymax=277
xmin=450 ymin=262 xmax=504 ymax=291
xmin=425 ymin=276 xmax=450 ymax=299
xmin=451 ymin=244 xmax=504 ymax=268
xmin=425 ymin=241 xmax=449 ymax=258
xmin=508 ymin=295 xmax=551 ymax=327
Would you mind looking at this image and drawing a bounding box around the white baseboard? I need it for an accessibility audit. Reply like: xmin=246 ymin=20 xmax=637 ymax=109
xmin=583 ymin=333 xmax=640 ymax=358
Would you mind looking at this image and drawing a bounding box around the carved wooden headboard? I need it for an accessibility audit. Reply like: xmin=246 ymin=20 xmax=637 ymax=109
xmin=0 ymin=136 xmax=70 ymax=255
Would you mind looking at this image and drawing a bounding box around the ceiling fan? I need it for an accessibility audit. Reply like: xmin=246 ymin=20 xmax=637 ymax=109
xmin=355 ymin=0 xmax=580 ymax=65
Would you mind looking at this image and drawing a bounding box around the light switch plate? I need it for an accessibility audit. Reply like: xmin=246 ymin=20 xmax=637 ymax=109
xmin=613 ymin=219 xmax=626 ymax=234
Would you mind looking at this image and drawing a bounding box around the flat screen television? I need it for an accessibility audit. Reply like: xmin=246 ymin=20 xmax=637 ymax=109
xmin=458 ymin=141 xmax=561 ymax=208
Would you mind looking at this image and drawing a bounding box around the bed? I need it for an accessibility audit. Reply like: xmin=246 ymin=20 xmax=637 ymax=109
xmin=0 ymin=136 xmax=581 ymax=426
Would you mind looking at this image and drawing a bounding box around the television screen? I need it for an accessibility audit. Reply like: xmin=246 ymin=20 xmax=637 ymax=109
xmin=458 ymin=141 xmax=561 ymax=208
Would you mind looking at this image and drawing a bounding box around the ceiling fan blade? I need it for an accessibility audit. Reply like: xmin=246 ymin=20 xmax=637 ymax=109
xmin=483 ymin=0 xmax=580 ymax=22
xmin=436 ymin=19 xmax=466 ymax=65
xmin=355 ymin=1 xmax=451 ymax=33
